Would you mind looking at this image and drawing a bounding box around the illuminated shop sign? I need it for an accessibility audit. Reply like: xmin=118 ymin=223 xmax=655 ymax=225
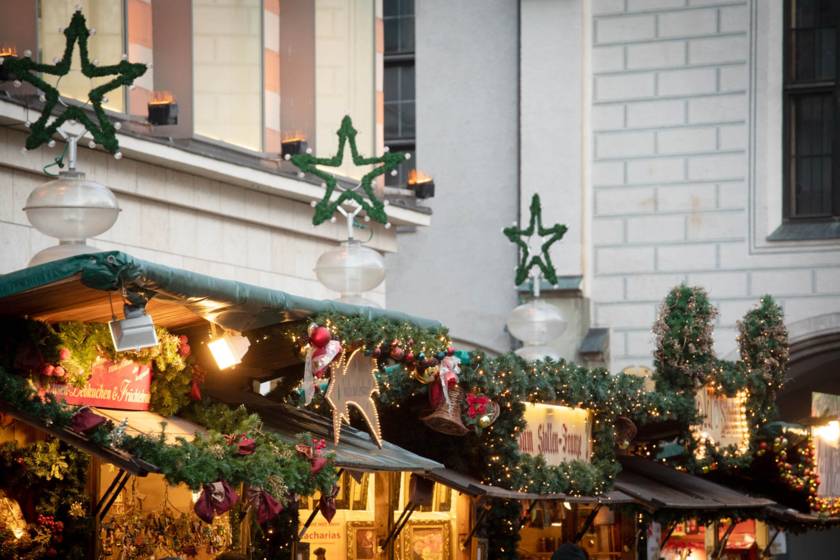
xmin=518 ymin=403 xmax=592 ymax=465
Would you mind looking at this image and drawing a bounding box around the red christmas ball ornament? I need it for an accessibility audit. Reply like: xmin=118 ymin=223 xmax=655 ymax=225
xmin=390 ymin=346 xmax=405 ymax=361
xmin=59 ymin=347 xmax=71 ymax=361
xmin=405 ymin=351 xmax=415 ymax=362
xmin=309 ymin=326 xmax=332 ymax=349
xmin=42 ymin=364 xmax=55 ymax=377
xmin=372 ymin=345 xmax=382 ymax=358
xmin=53 ymin=366 xmax=66 ymax=378
xmin=446 ymin=346 xmax=455 ymax=356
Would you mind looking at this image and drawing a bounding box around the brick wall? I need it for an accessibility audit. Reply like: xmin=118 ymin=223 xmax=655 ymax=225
xmin=590 ymin=0 xmax=840 ymax=371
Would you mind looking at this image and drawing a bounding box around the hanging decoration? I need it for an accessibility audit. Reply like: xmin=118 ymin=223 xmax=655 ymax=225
xmin=324 ymin=348 xmax=383 ymax=448
xmin=289 ymin=115 xmax=408 ymax=226
xmin=303 ymin=324 xmax=342 ymax=405
xmin=462 ymin=392 xmax=500 ymax=435
xmin=0 ymin=10 xmax=146 ymax=154
xmin=503 ymin=193 xmax=568 ymax=286
xmin=194 ymin=481 xmax=240 ymax=523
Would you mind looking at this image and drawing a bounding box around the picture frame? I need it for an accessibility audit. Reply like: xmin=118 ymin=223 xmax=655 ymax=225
xmin=351 ymin=473 xmax=370 ymax=510
xmin=398 ymin=519 xmax=451 ymax=560
xmin=347 ymin=521 xmax=377 ymax=560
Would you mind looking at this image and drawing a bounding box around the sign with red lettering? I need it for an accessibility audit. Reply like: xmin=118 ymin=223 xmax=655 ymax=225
xmin=52 ymin=358 xmax=151 ymax=411
xmin=518 ymin=403 xmax=591 ymax=465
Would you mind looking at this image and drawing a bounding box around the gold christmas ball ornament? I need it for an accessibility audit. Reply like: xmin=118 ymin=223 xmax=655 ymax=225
xmin=298 ymin=343 xmax=312 ymax=360
xmin=412 ymin=365 xmax=439 ymax=384
xmin=478 ymin=414 xmax=493 ymax=429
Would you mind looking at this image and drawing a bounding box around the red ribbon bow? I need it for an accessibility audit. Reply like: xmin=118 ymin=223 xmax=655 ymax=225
xmin=225 ymin=433 xmax=256 ymax=456
xmin=247 ymin=487 xmax=284 ymax=524
xmin=194 ymin=480 xmax=239 ymax=523
xmin=296 ymin=438 xmax=328 ymax=474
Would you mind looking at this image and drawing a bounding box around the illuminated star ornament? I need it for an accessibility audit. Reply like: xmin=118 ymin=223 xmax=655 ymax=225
xmin=324 ymin=348 xmax=383 ymax=448
xmin=0 ymin=10 xmax=146 ymax=154
xmin=503 ymin=193 xmax=568 ymax=286
xmin=289 ymin=115 xmax=408 ymax=226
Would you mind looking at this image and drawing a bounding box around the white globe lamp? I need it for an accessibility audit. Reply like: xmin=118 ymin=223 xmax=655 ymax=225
xmin=25 ymin=170 xmax=121 ymax=266
xmin=507 ymin=299 xmax=567 ymax=361
xmin=314 ymin=239 xmax=385 ymax=306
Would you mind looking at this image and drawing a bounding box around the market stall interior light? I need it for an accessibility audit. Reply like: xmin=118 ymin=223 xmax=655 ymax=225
xmin=109 ymin=303 xmax=158 ymax=352
xmin=208 ymin=331 xmax=251 ymax=370
xmin=814 ymin=420 xmax=840 ymax=445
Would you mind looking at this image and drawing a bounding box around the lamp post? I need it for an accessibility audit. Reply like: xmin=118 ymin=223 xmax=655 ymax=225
xmin=25 ymin=131 xmax=120 ymax=266
xmin=503 ymin=194 xmax=569 ymax=361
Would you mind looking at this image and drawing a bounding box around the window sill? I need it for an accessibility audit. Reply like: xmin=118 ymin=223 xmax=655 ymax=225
xmin=767 ymin=221 xmax=840 ymax=242
xmin=0 ymin=95 xmax=433 ymax=227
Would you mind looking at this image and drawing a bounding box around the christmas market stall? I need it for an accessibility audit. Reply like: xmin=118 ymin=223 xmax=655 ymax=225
xmin=0 ymin=250 xmax=448 ymax=559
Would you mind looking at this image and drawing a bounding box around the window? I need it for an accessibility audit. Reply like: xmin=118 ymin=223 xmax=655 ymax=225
xmin=39 ymin=0 xmax=125 ymax=113
xmin=193 ymin=0 xmax=262 ymax=151
xmin=315 ymin=0 xmax=375 ymax=179
xmin=383 ymin=0 xmax=415 ymax=186
xmin=784 ymin=0 xmax=840 ymax=220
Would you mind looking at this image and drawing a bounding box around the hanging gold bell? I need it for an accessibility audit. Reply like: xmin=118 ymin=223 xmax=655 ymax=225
xmin=421 ymin=385 xmax=469 ymax=436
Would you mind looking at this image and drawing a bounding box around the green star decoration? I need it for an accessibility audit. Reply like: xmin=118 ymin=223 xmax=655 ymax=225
xmin=503 ymin=193 xmax=568 ymax=286
xmin=290 ymin=115 xmax=407 ymax=226
xmin=0 ymin=10 xmax=146 ymax=154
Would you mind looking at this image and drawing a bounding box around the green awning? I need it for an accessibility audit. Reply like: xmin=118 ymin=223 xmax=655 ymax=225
xmin=0 ymin=251 xmax=440 ymax=331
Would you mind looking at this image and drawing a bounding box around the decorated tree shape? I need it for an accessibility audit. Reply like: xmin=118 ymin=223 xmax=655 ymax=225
xmin=289 ymin=115 xmax=408 ymax=226
xmin=503 ymin=193 xmax=568 ymax=286
xmin=0 ymin=10 xmax=147 ymax=154
xmin=651 ymin=285 xmax=789 ymax=469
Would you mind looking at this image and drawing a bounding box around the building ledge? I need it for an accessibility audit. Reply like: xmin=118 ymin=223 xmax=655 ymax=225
xmin=516 ymin=275 xmax=583 ymax=296
xmin=767 ymin=220 xmax=840 ymax=242
xmin=0 ymin=94 xmax=432 ymax=228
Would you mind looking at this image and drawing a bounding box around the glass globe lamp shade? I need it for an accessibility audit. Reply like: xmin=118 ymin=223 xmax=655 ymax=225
xmin=24 ymin=171 xmax=120 ymax=266
xmin=507 ymin=299 xmax=568 ymax=346
xmin=515 ymin=344 xmax=561 ymax=362
xmin=314 ymin=239 xmax=385 ymax=302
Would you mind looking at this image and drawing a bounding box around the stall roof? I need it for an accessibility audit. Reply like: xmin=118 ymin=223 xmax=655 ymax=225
xmin=93 ymin=408 xmax=205 ymax=444
xmin=614 ymin=456 xmax=774 ymax=511
xmin=0 ymin=252 xmax=441 ymax=331
xmin=0 ymin=401 xmax=158 ymax=476
xmin=425 ymin=468 xmax=635 ymax=504
xmin=206 ymin=386 xmax=443 ymax=473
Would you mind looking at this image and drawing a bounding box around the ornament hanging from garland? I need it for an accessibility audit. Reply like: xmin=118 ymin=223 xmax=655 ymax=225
xmin=302 ymin=323 xmax=342 ymax=405
xmin=503 ymin=193 xmax=568 ymax=286
xmin=324 ymin=348 xmax=383 ymax=448
xmin=0 ymin=10 xmax=147 ymax=155
xmin=462 ymin=392 xmax=500 ymax=435
xmin=289 ymin=115 xmax=409 ymax=226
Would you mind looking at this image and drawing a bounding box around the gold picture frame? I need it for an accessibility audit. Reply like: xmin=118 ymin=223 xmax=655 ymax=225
xmin=398 ymin=519 xmax=451 ymax=560
xmin=347 ymin=521 xmax=377 ymax=560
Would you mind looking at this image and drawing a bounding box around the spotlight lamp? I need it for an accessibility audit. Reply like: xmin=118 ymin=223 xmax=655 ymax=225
xmin=208 ymin=330 xmax=251 ymax=370
xmin=109 ymin=303 xmax=158 ymax=352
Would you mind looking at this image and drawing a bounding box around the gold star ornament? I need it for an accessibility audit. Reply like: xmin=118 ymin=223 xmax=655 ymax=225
xmin=324 ymin=348 xmax=383 ymax=448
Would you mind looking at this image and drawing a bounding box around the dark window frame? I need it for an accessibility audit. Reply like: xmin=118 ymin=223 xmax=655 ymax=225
xmin=383 ymin=0 xmax=415 ymax=187
xmin=783 ymin=0 xmax=840 ymax=222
